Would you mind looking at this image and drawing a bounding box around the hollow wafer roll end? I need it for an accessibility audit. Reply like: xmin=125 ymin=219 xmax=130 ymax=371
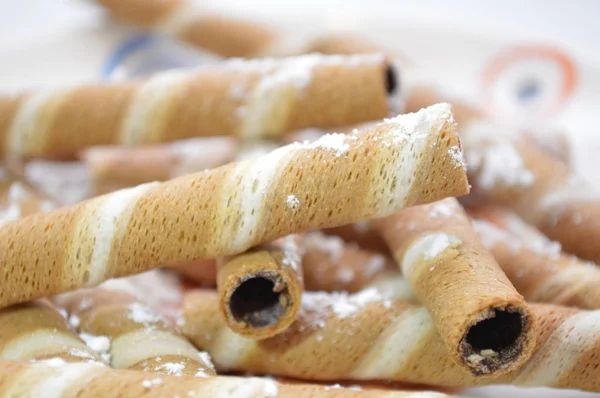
xmin=218 ymin=236 xmax=304 ymax=340
xmin=374 ymin=198 xmax=536 ymax=375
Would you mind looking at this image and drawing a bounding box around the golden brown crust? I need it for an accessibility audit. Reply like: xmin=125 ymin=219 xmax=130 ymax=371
xmin=373 ymin=199 xmax=534 ymax=375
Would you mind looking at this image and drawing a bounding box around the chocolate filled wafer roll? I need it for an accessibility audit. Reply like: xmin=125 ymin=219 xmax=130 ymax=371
xmin=54 ymin=278 xmax=215 ymax=376
xmin=218 ymin=235 xmax=304 ymax=340
xmin=182 ymin=289 xmax=600 ymax=393
xmin=0 ymin=53 xmax=395 ymax=159
xmin=0 ymin=104 xmax=468 ymax=309
xmin=0 ymin=360 xmax=455 ymax=398
xmin=470 ymin=207 xmax=600 ymax=310
xmin=373 ymin=198 xmax=535 ymax=375
xmin=0 ymin=300 xmax=102 ymax=364
xmin=82 ymin=137 xmax=238 ymax=195
xmin=94 ymin=0 xmax=279 ymax=58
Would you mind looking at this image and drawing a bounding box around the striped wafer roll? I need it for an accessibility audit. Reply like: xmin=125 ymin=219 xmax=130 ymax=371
xmin=0 ymin=53 xmax=395 ymax=158
xmin=0 ymin=300 xmax=102 ymax=364
xmin=0 ymin=166 xmax=56 ymax=224
xmin=82 ymin=137 xmax=238 ymax=195
xmin=218 ymin=235 xmax=304 ymax=340
xmin=470 ymin=207 xmax=600 ymax=310
xmin=54 ymin=278 xmax=215 ymax=376
xmin=0 ymin=104 xmax=469 ymax=309
xmin=373 ymin=198 xmax=535 ymax=375
xmin=182 ymin=289 xmax=600 ymax=392
xmin=0 ymin=360 xmax=454 ymax=398
xmin=94 ymin=0 xmax=279 ymax=58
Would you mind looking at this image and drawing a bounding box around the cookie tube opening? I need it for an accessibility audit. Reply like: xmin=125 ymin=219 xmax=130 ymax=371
xmin=385 ymin=64 xmax=398 ymax=96
xmin=229 ymin=273 xmax=290 ymax=328
xmin=462 ymin=306 xmax=529 ymax=375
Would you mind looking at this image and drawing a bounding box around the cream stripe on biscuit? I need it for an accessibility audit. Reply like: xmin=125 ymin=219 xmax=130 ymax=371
xmin=0 ymin=330 xmax=89 ymax=361
xmin=110 ymin=329 xmax=201 ymax=369
xmin=28 ymin=362 xmax=98 ymax=398
xmin=351 ymin=307 xmax=433 ymax=378
xmin=516 ymin=310 xmax=600 ymax=386
xmin=85 ymin=182 xmax=158 ymax=287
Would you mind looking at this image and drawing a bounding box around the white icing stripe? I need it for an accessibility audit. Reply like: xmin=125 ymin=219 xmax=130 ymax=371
xmin=516 ymin=310 xmax=600 ymax=386
xmin=0 ymin=330 xmax=89 ymax=361
xmin=211 ymin=328 xmax=253 ymax=370
xmin=227 ymin=145 xmax=299 ymax=252
xmin=153 ymin=3 xmax=203 ymax=36
xmin=119 ymin=71 xmax=190 ymax=145
xmin=190 ymin=377 xmax=270 ymax=398
xmin=110 ymin=329 xmax=200 ymax=369
xmin=86 ymin=182 xmax=158 ymax=287
xmin=366 ymin=273 xmax=415 ymax=301
xmin=7 ymin=90 xmax=60 ymax=155
xmin=351 ymin=307 xmax=433 ymax=378
xmin=401 ymin=233 xmax=462 ymax=280
xmin=381 ymin=103 xmax=452 ymax=214
xmin=529 ymin=266 xmax=600 ymax=303
xmin=27 ymin=362 xmax=99 ymax=398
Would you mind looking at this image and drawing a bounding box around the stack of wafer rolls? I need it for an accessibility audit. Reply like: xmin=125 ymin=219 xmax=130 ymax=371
xmin=217 ymin=235 xmax=304 ymax=340
xmin=54 ymin=278 xmax=215 ymax=377
xmin=404 ymin=87 xmax=600 ymax=265
xmin=0 ymin=359 xmax=455 ymax=398
xmin=470 ymin=206 xmax=600 ymax=310
xmin=373 ymin=198 xmax=535 ymax=375
xmin=0 ymin=104 xmax=468 ymax=309
xmin=82 ymin=137 xmax=238 ymax=195
xmin=0 ymin=300 xmax=103 ymax=364
xmin=0 ymin=167 xmax=56 ymax=224
xmin=175 ymin=232 xmax=390 ymax=294
xmin=0 ymin=53 xmax=395 ymax=158
xmin=182 ymin=289 xmax=600 ymax=392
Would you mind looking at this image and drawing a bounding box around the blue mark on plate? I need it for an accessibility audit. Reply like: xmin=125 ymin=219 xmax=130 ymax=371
xmin=517 ymin=79 xmax=541 ymax=102
xmin=101 ymin=34 xmax=155 ymax=79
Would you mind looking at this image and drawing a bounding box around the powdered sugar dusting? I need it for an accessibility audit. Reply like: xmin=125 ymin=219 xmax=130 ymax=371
xmin=286 ymin=194 xmax=300 ymax=210
xmin=279 ymin=235 xmax=302 ymax=271
xmin=449 ymin=145 xmax=466 ymax=169
xmin=142 ymin=378 xmax=163 ymax=388
xmin=303 ymin=288 xmax=390 ymax=320
xmin=263 ymin=378 xmax=279 ymax=397
xmin=79 ymin=332 xmax=111 ymax=363
xmin=155 ymin=362 xmax=186 ymax=376
xmin=303 ymin=231 xmax=347 ymax=262
xmin=402 ymin=233 xmax=462 ymax=276
xmin=307 ymin=133 xmax=355 ymax=157
xmin=127 ymin=302 xmax=163 ymax=327
xmin=428 ymin=199 xmax=460 ymax=218
xmin=467 ymin=142 xmax=535 ymax=191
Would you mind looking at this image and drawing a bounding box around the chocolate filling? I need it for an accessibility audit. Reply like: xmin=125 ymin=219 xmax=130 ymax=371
xmin=385 ymin=64 xmax=398 ymax=96
xmin=461 ymin=306 xmax=528 ymax=375
xmin=229 ymin=272 xmax=290 ymax=328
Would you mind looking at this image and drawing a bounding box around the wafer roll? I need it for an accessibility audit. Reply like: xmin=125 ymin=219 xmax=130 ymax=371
xmin=218 ymin=235 xmax=304 ymax=340
xmin=82 ymin=137 xmax=238 ymax=195
xmin=0 ymin=300 xmax=102 ymax=364
xmin=0 ymin=104 xmax=468 ymax=308
xmin=373 ymin=198 xmax=535 ymax=375
xmin=1 ymin=53 xmax=395 ymax=158
xmin=0 ymin=359 xmax=454 ymax=398
xmin=0 ymin=167 xmax=56 ymax=223
xmin=54 ymin=279 xmax=215 ymax=376
xmin=470 ymin=207 xmax=600 ymax=310
xmin=182 ymin=289 xmax=600 ymax=392
xmin=94 ymin=0 xmax=279 ymax=58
